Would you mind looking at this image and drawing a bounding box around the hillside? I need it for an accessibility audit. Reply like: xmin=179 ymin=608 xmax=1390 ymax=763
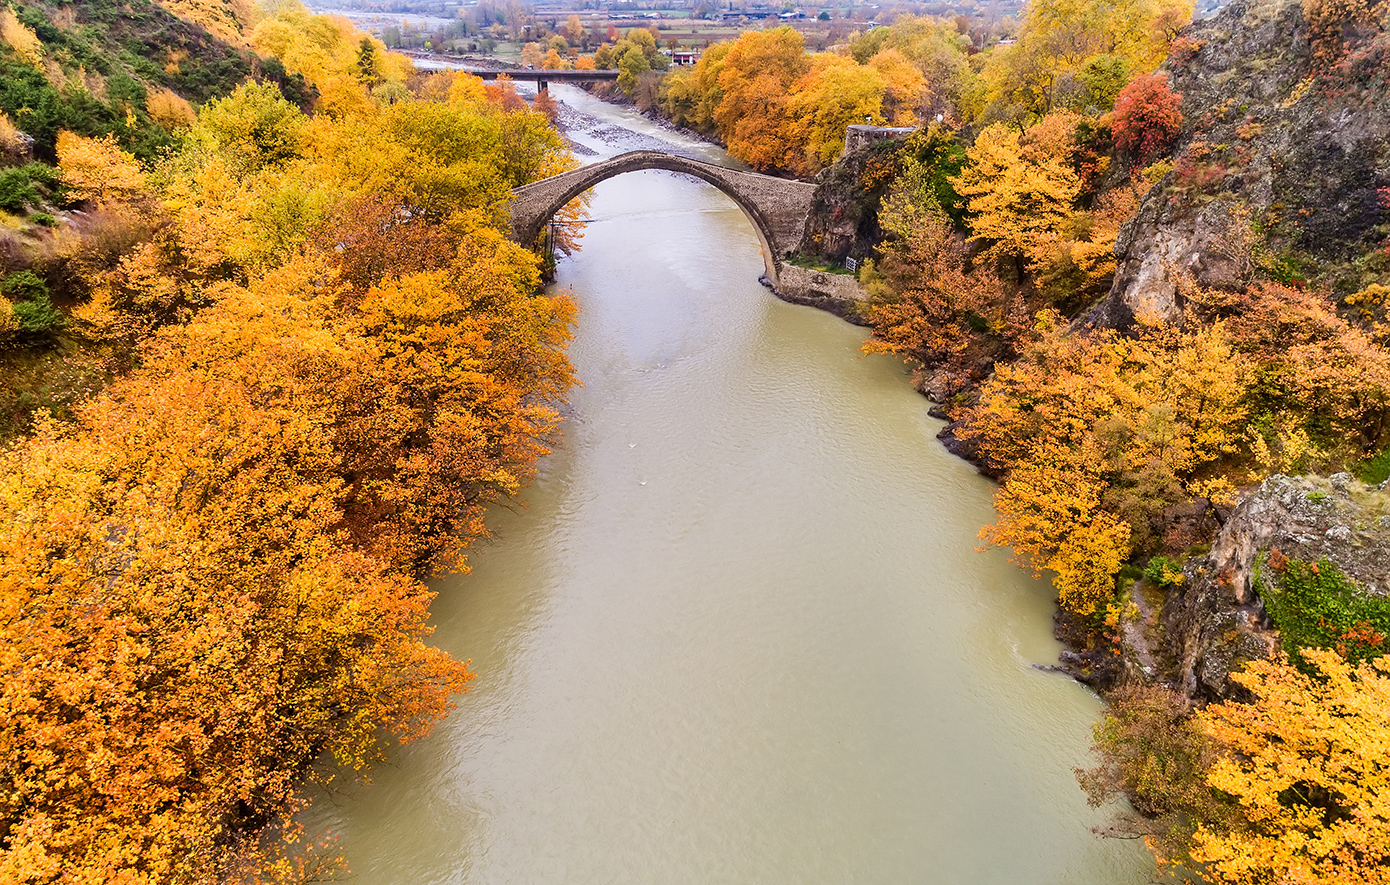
xmin=0 ymin=0 xmax=255 ymax=160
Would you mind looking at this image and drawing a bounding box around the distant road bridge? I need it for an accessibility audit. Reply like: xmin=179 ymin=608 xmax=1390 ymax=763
xmin=507 ymin=150 xmax=818 ymax=288
xmin=461 ymin=68 xmax=619 ymax=88
xmin=401 ymin=54 xmax=620 ymax=92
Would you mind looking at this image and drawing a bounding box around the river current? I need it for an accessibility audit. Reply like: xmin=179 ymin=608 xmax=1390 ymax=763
xmin=307 ymin=85 xmax=1151 ymax=884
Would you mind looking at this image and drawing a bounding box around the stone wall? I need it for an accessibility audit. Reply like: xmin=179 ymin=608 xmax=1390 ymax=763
xmin=769 ymin=263 xmax=871 ymax=322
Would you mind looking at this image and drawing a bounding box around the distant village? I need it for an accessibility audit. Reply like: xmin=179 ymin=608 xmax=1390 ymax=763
xmin=313 ymin=0 xmax=1032 ymax=62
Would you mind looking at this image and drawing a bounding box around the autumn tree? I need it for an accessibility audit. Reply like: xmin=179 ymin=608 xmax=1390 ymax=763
xmin=56 ymin=131 xmax=148 ymax=205
xmin=1076 ymin=686 xmax=1236 ymax=864
xmin=0 ymin=13 xmax=586 ymax=877
xmin=146 ymin=88 xmax=198 ymax=131
xmin=561 ymin=13 xmax=585 ymax=46
xmin=192 ymin=81 xmax=309 ymax=173
xmin=0 ymin=259 xmax=481 ymax=882
xmin=1190 ymin=650 xmax=1390 ymax=885
xmin=250 ymin=0 xmax=413 ymax=117
xmin=1187 ymin=279 xmax=1390 ymax=456
xmin=868 ymin=48 xmax=928 ymax=125
xmin=960 ymin=312 xmax=1250 ymax=613
xmin=980 ymin=0 xmax=1192 ymax=119
xmin=847 ymin=15 xmax=976 ymax=120
xmin=659 ymin=41 xmax=732 ymax=134
xmin=865 ymin=147 xmax=1020 ymax=379
xmin=712 ymin=27 xmax=809 ymax=172
xmin=1109 ymin=73 xmax=1183 ymax=163
xmin=788 ymin=55 xmax=888 ymax=173
xmin=0 ymin=6 xmax=43 ymax=70
xmin=952 ymin=120 xmax=1082 ymax=277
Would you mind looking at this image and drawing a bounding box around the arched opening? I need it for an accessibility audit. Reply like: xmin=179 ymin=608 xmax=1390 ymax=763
xmin=511 ymin=153 xmax=789 ymax=289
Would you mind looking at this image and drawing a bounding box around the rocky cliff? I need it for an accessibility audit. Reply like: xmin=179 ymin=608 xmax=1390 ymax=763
xmin=803 ymin=135 xmax=908 ymax=264
xmin=1116 ymin=474 xmax=1390 ymax=699
xmin=1088 ymin=0 xmax=1390 ymax=329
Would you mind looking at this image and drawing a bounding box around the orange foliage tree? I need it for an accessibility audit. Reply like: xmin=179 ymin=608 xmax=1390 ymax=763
xmin=711 ymin=27 xmax=810 ymax=172
xmin=1188 ymin=279 xmax=1390 ymax=457
xmin=863 ymin=171 xmax=1020 ymax=379
xmin=0 ymin=260 xmax=481 ymax=882
xmin=0 ymin=10 xmax=583 ymax=878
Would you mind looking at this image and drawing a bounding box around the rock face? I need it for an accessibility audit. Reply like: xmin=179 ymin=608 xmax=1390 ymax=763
xmin=805 ymin=135 xmax=909 ymax=264
xmin=0 ymin=131 xmax=34 ymax=166
xmin=1156 ymin=474 xmax=1390 ymax=699
xmin=1089 ymin=0 xmax=1390 ymax=329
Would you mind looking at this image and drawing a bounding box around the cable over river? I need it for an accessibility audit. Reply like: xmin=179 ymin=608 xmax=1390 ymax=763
xmin=306 ymin=86 xmax=1151 ymax=884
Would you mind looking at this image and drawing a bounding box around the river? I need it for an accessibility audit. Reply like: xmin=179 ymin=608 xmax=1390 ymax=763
xmin=306 ymin=86 xmax=1151 ymax=884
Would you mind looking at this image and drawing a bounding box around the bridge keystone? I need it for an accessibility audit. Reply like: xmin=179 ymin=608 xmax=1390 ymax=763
xmin=507 ymin=150 xmax=817 ymax=288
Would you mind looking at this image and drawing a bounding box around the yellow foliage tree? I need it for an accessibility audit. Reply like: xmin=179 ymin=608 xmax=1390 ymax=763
xmin=848 ymin=15 xmax=976 ymax=120
xmin=867 ymin=47 xmax=927 ymax=125
xmin=0 ymin=258 xmax=482 ymax=882
xmin=962 ymin=312 xmax=1252 ymax=612
xmin=147 ymin=87 xmax=197 ymax=131
xmin=152 ymin=0 xmax=252 ymax=43
xmin=0 ymin=6 xmax=42 ymax=70
xmin=249 ymin=1 xmax=411 ymax=118
xmin=1191 ymin=649 xmax=1390 ymax=885
xmin=788 ymin=54 xmax=887 ymax=174
xmin=659 ymin=41 xmax=732 ymax=134
xmin=55 ymin=131 xmax=147 ymax=205
xmin=952 ymin=121 xmax=1081 ymax=274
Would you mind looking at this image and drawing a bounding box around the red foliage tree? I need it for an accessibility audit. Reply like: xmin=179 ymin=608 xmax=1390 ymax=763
xmin=1109 ymin=73 xmax=1183 ymax=163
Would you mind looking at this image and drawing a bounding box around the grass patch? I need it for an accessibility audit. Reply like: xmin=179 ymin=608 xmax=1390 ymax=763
xmin=1257 ymin=553 xmax=1390 ymax=668
xmin=1358 ymin=444 xmax=1390 ymax=485
xmin=786 ymin=251 xmax=855 ymax=274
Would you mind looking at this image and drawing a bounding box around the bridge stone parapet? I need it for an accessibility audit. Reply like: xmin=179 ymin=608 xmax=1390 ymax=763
xmin=507 ymin=150 xmax=818 ymax=288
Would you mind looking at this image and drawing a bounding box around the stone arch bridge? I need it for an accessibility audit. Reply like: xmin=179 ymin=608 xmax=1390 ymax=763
xmin=507 ymin=150 xmax=819 ymax=289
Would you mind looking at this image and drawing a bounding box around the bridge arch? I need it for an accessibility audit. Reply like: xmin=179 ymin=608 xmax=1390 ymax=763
xmin=507 ymin=151 xmax=817 ymax=289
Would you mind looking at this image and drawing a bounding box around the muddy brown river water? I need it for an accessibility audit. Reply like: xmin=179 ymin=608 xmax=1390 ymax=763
xmin=305 ymin=85 xmax=1151 ymax=885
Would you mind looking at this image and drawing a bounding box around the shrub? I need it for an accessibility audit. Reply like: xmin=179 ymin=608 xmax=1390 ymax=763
xmin=1109 ymin=73 xmax=1183 ymax=164
xmin=1143 ymin=554 xmax=1185 ymax=587
xmin=1075 ymin=685 xmax=1229 ymax=855
xmin=0 ymin=166 xmax=40 ymax=213
xmin=10 ymin=293 xmax=65 ymax=337
xmin=1 ymin=270 xmax=48 ymax=303
xmin=1359 ymin=444 xmax=1390 ymax=484
xmin=0 ymin=270 xmax=62 ymax=342
xmin=0 ymin=163 xmax=61 ymax=214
